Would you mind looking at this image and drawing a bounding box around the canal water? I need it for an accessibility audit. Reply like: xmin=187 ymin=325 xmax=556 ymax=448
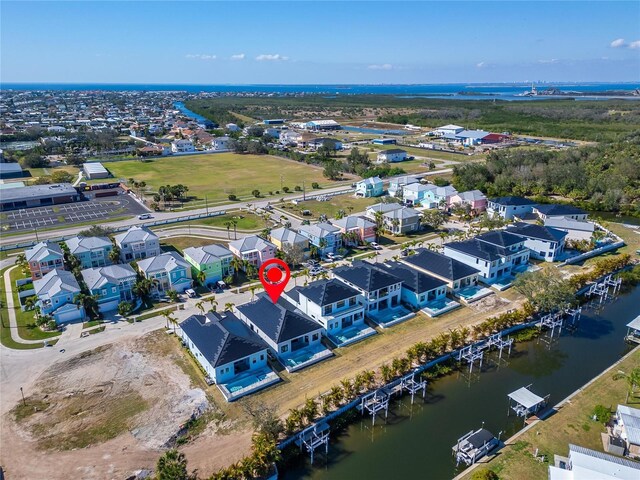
xmin=283 ymin=285 xmax=640 ymax=480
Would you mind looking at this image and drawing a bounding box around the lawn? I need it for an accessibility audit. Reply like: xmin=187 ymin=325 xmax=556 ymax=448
xmin=8 ymin=267 xmax=61 ymax=342
xmin=280 ymin=193 xmax=380 ymax=219
xmin=161 ymin=236 xmax=224 ymax=252
xmin=107 ymin=153 xmax=343 ymax=204
xmin=462 ymin=348 xmax=640 ymax=480
xmin=162 ymin=211 xmax=265 ymax=231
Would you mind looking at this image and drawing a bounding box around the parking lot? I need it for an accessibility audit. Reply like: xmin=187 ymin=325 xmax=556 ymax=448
xmin=2 ymin=190 xmax=149 ymax=232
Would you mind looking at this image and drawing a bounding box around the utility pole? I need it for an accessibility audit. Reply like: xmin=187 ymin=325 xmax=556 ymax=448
xmin=205 ymin=195 xmax=209 ymax=215
xmin=20 ymin=387 xmax=25 ymax=406
xmin=303 ymin=180 xmax=306 ymax=201
xmin=34 ymin=226 xmax=39 ymax=242
xmin=280 ymin=175 xmax=283 ymax=191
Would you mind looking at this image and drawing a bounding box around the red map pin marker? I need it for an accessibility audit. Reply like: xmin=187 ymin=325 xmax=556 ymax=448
xmin=258 ymin=258 xmax=291 ymax=304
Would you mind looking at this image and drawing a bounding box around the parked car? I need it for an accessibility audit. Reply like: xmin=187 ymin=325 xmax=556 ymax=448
xmin=309 ymin=267 xmax=324 ymax=276
xmin=185 ymin=288 xmax=197 ymax=298
xmin=370 ymin=242 xmax=381 ymax=250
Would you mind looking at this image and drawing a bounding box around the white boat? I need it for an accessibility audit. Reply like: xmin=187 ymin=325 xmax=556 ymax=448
xmin=452 ymin=428 xmax=500 ymax=466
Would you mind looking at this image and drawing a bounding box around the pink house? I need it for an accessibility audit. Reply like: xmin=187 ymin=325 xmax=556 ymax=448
xmin=228 ymin=235 xmax=276 ymax=270
xmin=25 ymin=241 xmax=65 ymax=280
xmin=332 ymin=215 xmax=376 ymax=245
xmin=450 ymin=190 xmax=488 ymax=213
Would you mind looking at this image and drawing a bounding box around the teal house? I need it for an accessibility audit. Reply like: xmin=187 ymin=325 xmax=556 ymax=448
xmin=81 ymin=264 xmax=137 ymax=313
xmin=66 ymin=236 xmax=114 ymax=269
xmin=354 ymin=176 xmax=384 ymax=198
xmin=183 ymin=244 xmax=234 ymax=287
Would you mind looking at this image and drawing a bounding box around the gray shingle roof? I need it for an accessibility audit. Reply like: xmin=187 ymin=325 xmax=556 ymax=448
xmin=81 ymin=264 xmax=137 ymax=290
xmin=114 ymin=226 xmax=158 ymax=245
xmin=25 ymin=241 xmax=63 ymax=262
xmin=332 ymin=215 xmax=375 ymax=230
xmin=137 ymin=251 xmax=190 ymax=274
xmin=402 ymin=249 xmax=479 ymax=281
xmin=534 ymin=204 xmax=587 ymax=217
xmin=298 ymin=223 xmax=341 ymax=238
xmin=66 ymin=236 xmax=112 ymax=255
xmin=229 ymin=235 xmax=276 ymax=253
xmin=269 ymin=227 xmax=308 ymax=245
xmin=34 ymin=268 xmax=81 ymax=298
xmin=383 ymin=207 xmax=420 ymax=220
xmin=489 ymin=196 xmax=537 ymax=206
xmin=296 ymin=279 xmax=359 ymax=306
xmin=183 ymin=244 xmax=233 ymax=265
xmin=376 ymin=261 xmax=447 ymax=293
xmin=180 ymin=312 xmax=267 ymax=367
xmin=333 ymin=261 xmax=400 ymax=292
xmin=507 ymin=223 xmax=567 ymax=243
xmin=237 ymin=295 xmax=321 ymax=343
xmin=445 ymin=231 xmax=525 ymax=261
xmin=367 ymin=202 xmax=403 ymax=214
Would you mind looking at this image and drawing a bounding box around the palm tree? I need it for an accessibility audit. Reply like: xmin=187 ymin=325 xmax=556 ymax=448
xmin=249 ymin=284 xmax=262 ymax=301
xmin=613 ymin=367 xmax=640 ymax=403
xmin=224 ymin=302 xmax=235 ymax=312
xmin=231 ymin=218 xmax=239 ymax=239
xmin=75 ymin=293 xmax=99 ymax=319
xmin=196 ymin=270 xmax=207 ymax=287
xmin=162 ymin=310 xmax=178 ymax=333
xmin=24 ymin=295 xmax=37 ymax=311
xmin=208 ymin=296 xmax=218 ymax=312
xmin=230 ymin=256 xmax=243 ymax=281
xmin=223 ymin=221 xmax=232 ymax=239
xmin=108 ymin=245 xmax=121 ymax=264
xmin=391 ymin=218 xmax=400 ymax=235
xmin=329 ymin=385 xmax=344 ymax=408
xmin=380 ymin=363 xmax=393 ymax=383
xmin=195 ymin=301 xmax=205 ymax=314
xmin=318 ymin=238 xmax=328 ymax=256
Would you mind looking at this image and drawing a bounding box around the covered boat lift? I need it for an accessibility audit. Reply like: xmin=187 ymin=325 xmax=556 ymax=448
xmin=625 ymin=315 xmax=640 ymax=344
xmin=508 ymin=385 xmax=549 ymax=421
xmin=452 ymin=427 xmax=500 ymax=466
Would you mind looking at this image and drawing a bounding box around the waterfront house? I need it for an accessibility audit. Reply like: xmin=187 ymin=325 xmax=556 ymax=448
xmin=506 ymin=223 xmax=568 ymax=262
xmin=388 ymin=176 xmax=418 ymax=198
xmin=382 ymin=206 xmax=421 ymax=234
xmin=487 ymin=196 xmax=537 ymax=220
xmin=298 ymin=223 xmax=342 ymax=256
xmin=229 ymin=235 xmax=277 ymax=270
xmin=284 ymin=279 xmax=374 ymax=346
xmin=25 ymin=241 xmax=65 ymax=280
xmin=333 ymin=215 xmax=376 ymax=245
xmin=376 ymin=148 xmax=407 ymax=163
xmin=81 ymin=264 xmax=137 ymax=312
xmin=332 ymin=262 xmax=412 ymax=326
xmin=612 ymin=405 xmax=640 ymax=459
xmin=114 ymin=226 xmax=161 ymax=262
xmin=236 ymin=295 xmax=331 ymax=372
xmin=33 ymin=268 xmax=85 ymax=323
xmin=269 ymin=227 xmax=310 ymax=258
xmin=183 ymin=244 xmax=234 ymax=287
xmin=549 ymin=444 xmax=640 ymax=480
xmin=533 ymin=204 xmax=589 ymax=222
xmin=443 ymin=231 xmax=530 ymax=284
xmin=354 ymin=176 xmax=384 ymax=198
xmin=374 ymin=261 xmax=448 ymax=310
xmin=66 ymin=236 xmax=113 ymax=269
xmin=544 ymin=216 xmax=595 ymax=242
xmin=179 ymin=311 xmax=279 ymax=401
xmin=403 ymin=183 xmax=437 ymax=207
xmin=137 ymin=252 xmax=192 ymax=295
xmin=401 ymin=248 xmax=480 ymax=292
xmin=449 ymin=190 xmax=488 ymax=213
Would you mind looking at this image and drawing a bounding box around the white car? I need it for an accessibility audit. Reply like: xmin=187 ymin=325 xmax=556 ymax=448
xmin=185 ymin=289 xmax=197 ymax=298
xmin=309 ymin=267 xmax=324 ymax=276
xmin=138 ymin=213 xmax=152 ymax=220
xmin=370 ymin=242 xmax=382 ymax=250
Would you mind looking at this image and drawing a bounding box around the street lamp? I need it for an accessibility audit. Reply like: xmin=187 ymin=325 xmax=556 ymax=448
xmin=20 ymin=386 xmax=25 ymax=406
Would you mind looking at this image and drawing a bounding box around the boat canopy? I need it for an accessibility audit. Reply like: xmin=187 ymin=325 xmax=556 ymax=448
xmin=508 ymin=386 xmax=545 ymax=410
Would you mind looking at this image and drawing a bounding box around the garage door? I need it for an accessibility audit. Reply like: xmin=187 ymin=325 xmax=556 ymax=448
xmin=99 ymin=299 xmax=120 ymax=313
xmin=56 ymin=307 xmax=84 ymax=324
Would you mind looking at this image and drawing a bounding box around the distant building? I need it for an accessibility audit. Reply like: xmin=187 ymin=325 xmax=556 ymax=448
xmin=269 ymin=227 xmax=310 ymax=257
xmin=263 ymin=119 xmax=285 ymax=125
xmin=544 ymin=216 xmax=595 ymax=241
xmin=308 ymin=138 xmax=343 ymax=150
xmin=211 ymin=136 xmax=230 ymax=151
xmin=333 ymin=216 xmax=376 ymax=245
xmin=0 ymin=183 xmax=81 ymax=211
xmin=82 ymin=162 xmax=110 ymax=180
xmin=354 ymin=176 xmax=384 ymax=198
xmin=298 ymin=223 xmax=343 ymax=256
xmin=533 ymin=204 xmax=589 ymax=222
xmin=381 ymin=206 xmax=421 ymax=234
xmin=305 ymin=119 xmax=341 ymax=131
xmin=372 ymin=138 xmax=396 ymax=145
xmin=434 ymin=124 xmax=464 ymax=136
xmin=225 ymin=123 xmax=240 ymax=132
xmin=403 ymin=183 xmax=437 ymax=207
xmin=376 ymin=148 xmax=407 ymax=163
xmin=171 ymin=139 xmax=195 ymax=153
xmin=0 ymin=162 xmax=23 ymax=179
xmin=388 ymin=176 xmax=419 ymax=198
xmin=449 ymin=190 xmax=488 ymax=212
xmin=456 ymin=129 xmax=490 ymax=146
xmin=114 ymin=226 xmax=161 ymax=262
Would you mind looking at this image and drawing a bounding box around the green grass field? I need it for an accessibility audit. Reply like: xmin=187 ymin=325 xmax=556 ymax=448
xmin=107 ymin=153 xmax=341 ymax=203
xmin=280 ymin=193 xmax=380 ymax=219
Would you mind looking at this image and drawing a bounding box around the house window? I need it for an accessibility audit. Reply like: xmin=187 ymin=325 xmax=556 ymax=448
xmin=253 ymin=358 xmax=256 ymax=364
xmin=260 ymin=354 xmax=264 ymax=361
xmin=281 ymin=345 xmax=289 ymax=353
xmin=312 ymin=333 xmax=319 ymax=341
xmin=349 ymin=297 xmax=356 ymax=306
xmin=336 ymin=300 xmax=345 ymax=309
xmin=323 ymin=305 xmax=331 ymax=315
xmin=112 ymin=287 xmax=117 ymax=294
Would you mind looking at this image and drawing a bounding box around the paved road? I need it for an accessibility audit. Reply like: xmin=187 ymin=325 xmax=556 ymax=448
xmin=0 ymin=169 xmax=453 ymax=247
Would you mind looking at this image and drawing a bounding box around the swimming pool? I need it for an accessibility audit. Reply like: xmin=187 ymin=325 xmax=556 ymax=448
xmin=332 ymin=324 xmax=377 ymax=346
xmin=369 ymin=306 xmax=415 ymax=327
xmin=457 ymin=285 xmax=493 ymax=302
xmin=421 ymin=298 xmax=461 ymax=317
xmin=226 ymin=372 xmax=270 ymax=393
xmin=283 ymin=344 xmax=333 ymax=370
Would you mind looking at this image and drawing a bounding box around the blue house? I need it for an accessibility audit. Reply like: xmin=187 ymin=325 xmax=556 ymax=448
xmin=298 ymin=223 xmax=343 ymax=256
xmin=81 ymin=264 xmax=137 ymax=313
xmin=66 ymin=236 xmax=114 ymax=269
xmin=33 ymin=268 xmax=85 ymax=323
xmin=355 ymin=176 xmax=384 ymax=197
xmin=137 ymin=252 xmax=192 ymax=296
xmin=487 ymin=196 xmax=537 ymax=220
xmin=179 ymin=311 xmax=279 ymax=401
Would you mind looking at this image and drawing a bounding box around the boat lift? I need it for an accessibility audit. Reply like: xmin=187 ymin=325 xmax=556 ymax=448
xmin=624 ymin=315 xmax=640 ymax=344
xmin=296 ymin=423 xmax=330 ymax=464
xmin=484 ymin=332 xmax=514 ymax=361
xmin=458 ymin=344 xmax=484 ymax=373
xmin=507 ymin=385 xmax=549 ymax=423
xmin=359 ymin=387 xmax=391 ymax=426
xmin=399 ymin=372 xmax=427 ymax=404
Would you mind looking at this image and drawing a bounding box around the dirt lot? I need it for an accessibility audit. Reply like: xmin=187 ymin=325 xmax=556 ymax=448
xmin=2 ymin=331 xmax=252 ymax=480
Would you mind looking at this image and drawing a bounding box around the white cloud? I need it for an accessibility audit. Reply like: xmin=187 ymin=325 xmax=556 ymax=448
xmin=368 ymin=63 xmax=393 ymax=70
xmin=629 ymin=40 xmax=640 ymax=49
xmin=186 ymin=54 xmax=217 ymax=60
xmin=538 ymin=58 xmax=559 ymax=64
xmin=610 ymin=38 xmax=626 ymax=48
xmin=230 ymin=53 xmax=245 ymax=60
xmin=476 ymin=61 xmax=486 ymax=68
xmin=255 ymin=54 xmax=288 ymax=61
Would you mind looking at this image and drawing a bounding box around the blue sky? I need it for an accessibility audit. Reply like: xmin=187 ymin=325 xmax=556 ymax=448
xmin=1 ymin=1 xmax=639 ymax=84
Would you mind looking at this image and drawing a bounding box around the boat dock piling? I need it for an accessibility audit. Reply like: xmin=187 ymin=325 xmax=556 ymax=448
xmin=296 ymin=423 xmax=330 ymax=464
xmin=360 ymin=388 xmax=391 ymax=426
